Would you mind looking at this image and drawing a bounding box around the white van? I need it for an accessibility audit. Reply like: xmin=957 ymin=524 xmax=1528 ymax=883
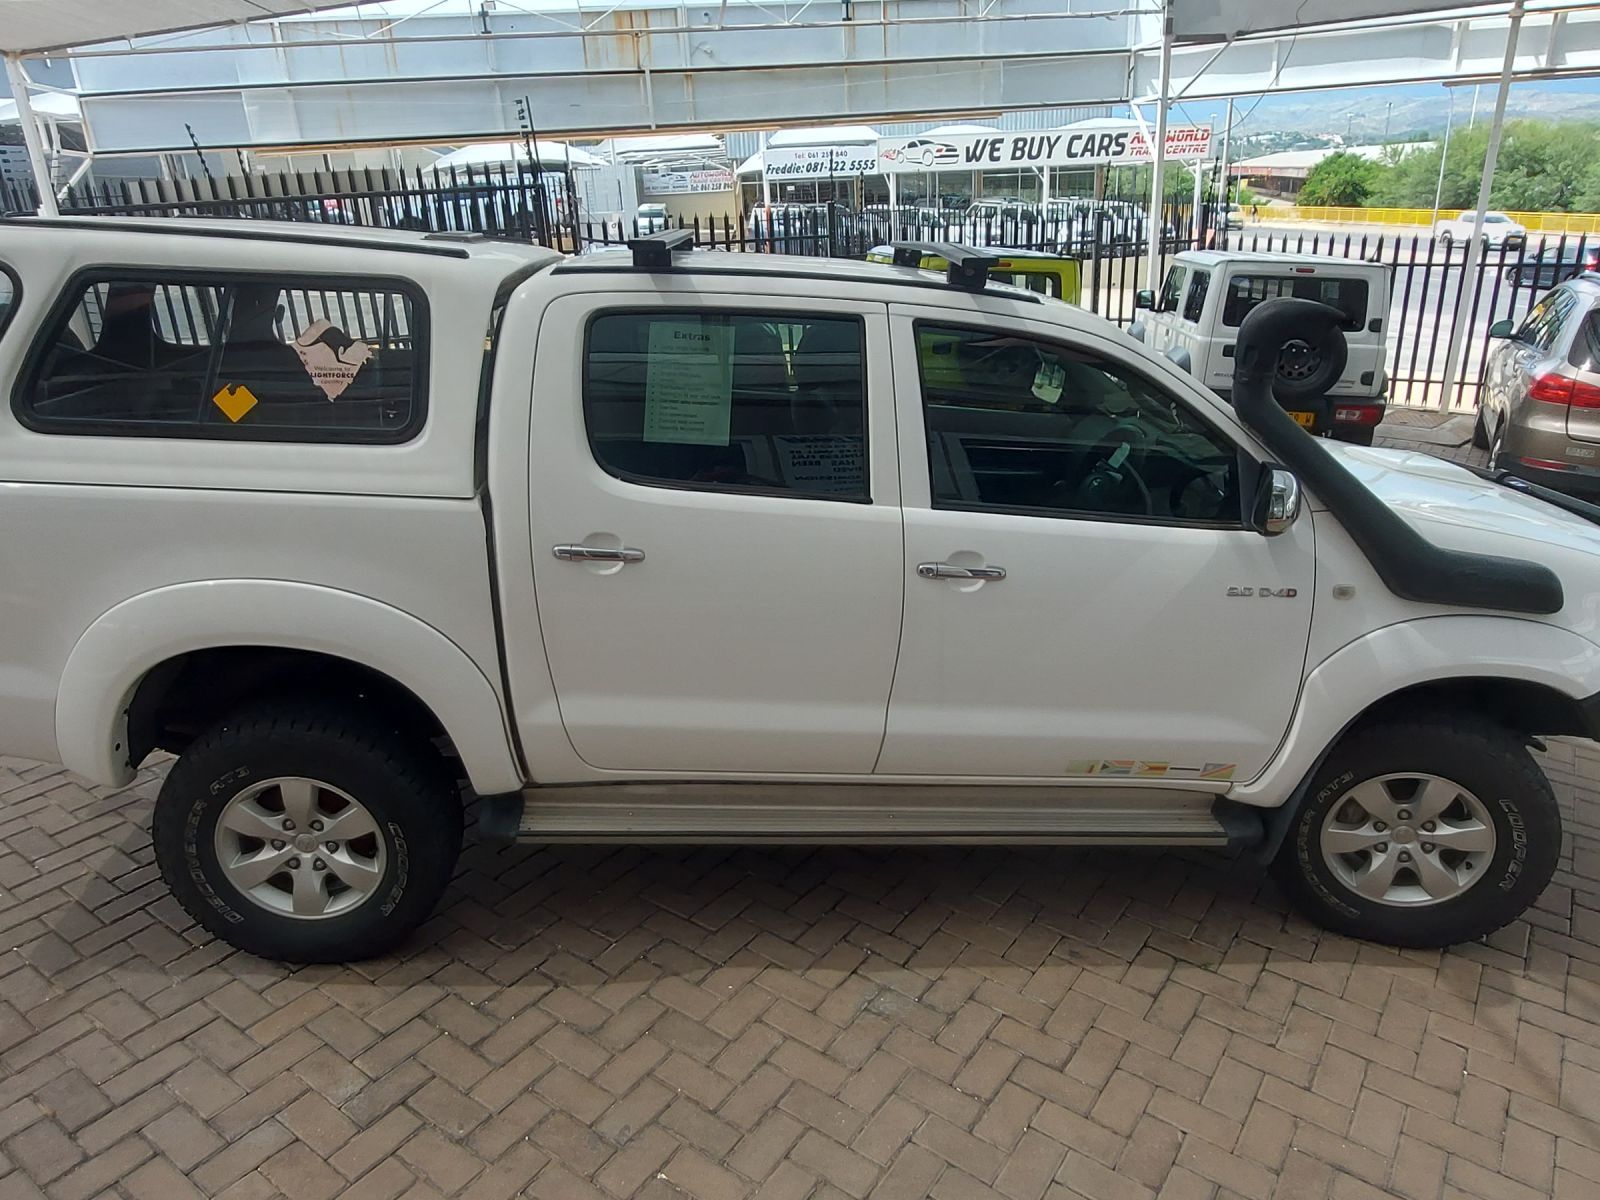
xmin=1132 ymin=250 xmax=1392 ymax=444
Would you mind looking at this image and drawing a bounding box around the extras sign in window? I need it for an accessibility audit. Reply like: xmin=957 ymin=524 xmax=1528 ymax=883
xmin=17 ymin=272 xmax=425 ymax=442
xmin=584 ymin=311 xmax=868 ymax=500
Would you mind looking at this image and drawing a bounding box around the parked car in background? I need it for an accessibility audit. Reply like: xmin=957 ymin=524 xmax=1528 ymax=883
xmin=1436 ymin=210 xmax=1527 ymax=250
xmin=1131 ymin=250 xmax=1391 ymax=444
xmin=1505 ymin=241 xmax=1600 ymax=287
xmin=635 ymin=203 xmax=670 ymax=234
xmin=1480 ymin=273 xmax=1600 ymax=495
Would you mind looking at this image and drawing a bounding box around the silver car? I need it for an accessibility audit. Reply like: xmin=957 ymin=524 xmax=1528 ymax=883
xmin=1479 ymin=273 xmax=1600 ymax=495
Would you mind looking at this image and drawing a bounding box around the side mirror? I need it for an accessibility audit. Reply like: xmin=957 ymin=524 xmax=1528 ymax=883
xmin=1253 ymin=467 xmax=1301 ymax=536
xmin=1488 ymin=318 xmax=1514 ymax=339
xmin=1134 ymin=289 xmax=1155 ymax=310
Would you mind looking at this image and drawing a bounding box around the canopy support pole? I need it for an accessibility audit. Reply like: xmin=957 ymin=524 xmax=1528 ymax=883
xmin=5 ymin=54 xmax=58 ymax=217
xmin=1439 ymin=0 xmax=1522 ymax=412
xmin=1144 ymin=1 xmax=1172 ymax=291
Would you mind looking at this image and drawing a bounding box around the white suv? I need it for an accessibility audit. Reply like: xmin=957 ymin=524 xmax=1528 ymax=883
xmin=1133 ymin=250 xmax=1390 ymax=445
xmin=0 ymin=219 xmax=1594 ymax=962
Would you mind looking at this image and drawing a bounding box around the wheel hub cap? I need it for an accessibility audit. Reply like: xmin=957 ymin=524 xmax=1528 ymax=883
xmin=213 ymin=777 xmax=387 ymax=920
xmin=1318 ymin=773 xmax=1496 ymax=908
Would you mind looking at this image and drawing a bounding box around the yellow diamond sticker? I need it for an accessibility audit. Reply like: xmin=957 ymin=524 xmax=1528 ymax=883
xmin=212 ymin=384 xmax=259 ymax=423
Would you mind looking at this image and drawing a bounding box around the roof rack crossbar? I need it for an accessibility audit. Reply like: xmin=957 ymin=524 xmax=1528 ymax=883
xmin=887 ymin=241 xmax=998 ymax=292
xmin=628 ymin=228 xmax=695 ymax=270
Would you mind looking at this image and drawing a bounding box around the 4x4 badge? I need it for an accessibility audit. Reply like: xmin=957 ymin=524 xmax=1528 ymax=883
xmin=1226 ymin=586 xmax=1298 ymax=598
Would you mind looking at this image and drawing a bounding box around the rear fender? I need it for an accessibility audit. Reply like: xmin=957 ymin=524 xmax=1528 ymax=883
xmin=56 ymin=579 xmax=524 ymax=794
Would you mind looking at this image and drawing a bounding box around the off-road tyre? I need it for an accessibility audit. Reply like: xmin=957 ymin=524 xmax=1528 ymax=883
xmin=1271 ymin=714 xmax=1561 ymax=948
xmin=152 ymin=703 xmax=462 ymax=962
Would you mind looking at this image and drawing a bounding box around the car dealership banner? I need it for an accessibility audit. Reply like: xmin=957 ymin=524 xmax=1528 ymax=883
xmin=641 ymin=168 xmax=735 ymax=195
xmin=875 ymin=125 xmax=1214 ymax=174
xmin=762 ymin=145 xmax=880 ymax=180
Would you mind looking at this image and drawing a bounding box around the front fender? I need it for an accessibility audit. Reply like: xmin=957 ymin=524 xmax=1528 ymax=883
xmin=1231 ymin=615 xmax=1600 ymax=807
xmin=56 ymin=580 xmax=524 ymax=795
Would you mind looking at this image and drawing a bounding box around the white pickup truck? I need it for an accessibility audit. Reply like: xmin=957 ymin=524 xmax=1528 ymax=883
xmin=1 ymin=218 xmax=1596 ymax=962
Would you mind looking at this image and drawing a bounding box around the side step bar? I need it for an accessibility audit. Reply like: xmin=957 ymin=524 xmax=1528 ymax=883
xmin=480 ymin=784 xmax=1258 ymax=848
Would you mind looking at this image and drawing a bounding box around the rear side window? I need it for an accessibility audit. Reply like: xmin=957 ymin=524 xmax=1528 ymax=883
xmin=18 ymin=272 xmax=426 ymax=442
xmin=1183 ymin=270 xmax=1210 ymax=322
xmin=1222 ymin=273 xmax=1368 ymax=331
xmin=1568 ymin=309 xmax=1600 ymax=371
xmin=584 ymin=310 xmax=867 ymax=500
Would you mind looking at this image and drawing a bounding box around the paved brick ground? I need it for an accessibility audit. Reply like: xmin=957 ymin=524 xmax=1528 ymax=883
xmin=1 ymin=739 xmax=1598 ymax=1200
xmin=5 ymin=421 xmax=1598 ymax=1200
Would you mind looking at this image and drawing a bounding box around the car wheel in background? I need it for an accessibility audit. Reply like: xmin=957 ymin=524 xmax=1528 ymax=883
xmin=152 ymin=702 xmax=463 ymax=962
xmin=1472 ymin=407 xmax=1491 ymax=450
xmin=1271 ymin=714 xmax=1561 ymax=947
xmin=1439 ymin=231 xmax=1453 ymax=250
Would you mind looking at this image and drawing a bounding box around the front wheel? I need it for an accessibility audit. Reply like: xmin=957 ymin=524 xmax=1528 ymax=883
xmin=1271 ymin=715 xmax=1560 ymax=947
xmin=153 ymin=703 xmax=463 ymax=962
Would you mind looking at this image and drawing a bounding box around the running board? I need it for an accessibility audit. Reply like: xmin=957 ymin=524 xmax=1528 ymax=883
xmin=482 ymin=784 xmax=1247 ymax=847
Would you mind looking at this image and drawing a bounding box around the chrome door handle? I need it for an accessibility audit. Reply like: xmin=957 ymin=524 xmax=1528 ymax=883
xmin=917 ymin=562 xmax=1005 ymax=581
xmin=554 ymin=544 xmax=645 ymax=563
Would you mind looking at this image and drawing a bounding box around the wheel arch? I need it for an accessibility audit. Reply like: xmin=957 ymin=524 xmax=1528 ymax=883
xmin=56 ymin=579 xmax=525 ymax=795
xmin=1234 ymin=615 xmax=1600 ymax=812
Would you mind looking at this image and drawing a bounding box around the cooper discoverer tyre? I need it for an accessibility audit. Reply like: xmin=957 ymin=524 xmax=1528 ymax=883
xmin=152 ymin=703 xmax=462 ymax=962
xmin=1271 ymin=714 xmax=1560 ymax=948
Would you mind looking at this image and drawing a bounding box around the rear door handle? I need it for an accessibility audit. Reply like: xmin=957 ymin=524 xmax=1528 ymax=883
xmin=917 ymin=562 xmax=1006 ymax=581
xmin=554 ymin=544 xmax=645 ymax=563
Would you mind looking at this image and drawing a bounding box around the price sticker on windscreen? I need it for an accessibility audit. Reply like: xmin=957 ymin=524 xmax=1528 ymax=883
xmin=643 ymin=320 xmax=735 ymax=445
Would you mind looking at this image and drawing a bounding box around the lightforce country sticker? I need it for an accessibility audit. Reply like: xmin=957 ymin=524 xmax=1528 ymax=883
xmin=1064 ymin=760 xmax=1237 ymax=781
xmin=292 ymin=320 xmax=375 ymax=400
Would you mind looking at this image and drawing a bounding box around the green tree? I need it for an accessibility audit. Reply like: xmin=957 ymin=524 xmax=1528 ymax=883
xmin=1370 ymin=120 xmax=1600 ymax=211
xmin=1299 ymin=152 xmax=1381 ymax=206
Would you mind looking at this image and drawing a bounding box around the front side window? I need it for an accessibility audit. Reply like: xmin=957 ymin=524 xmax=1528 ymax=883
xmin=1183 ymin=270 xmax=1211 ymax=322
xmin=1519 ymin=290 xmax=1574 ymax=351
xmin=19 ymin=273 xmax=424 ymax=442
xmin=1222 ymin=272 xmax=1368 ymax=331
xmin=915 ymin=323 xmax=1241 ymax=525
xmin=584 ymin=311 xmax=867 ymax=500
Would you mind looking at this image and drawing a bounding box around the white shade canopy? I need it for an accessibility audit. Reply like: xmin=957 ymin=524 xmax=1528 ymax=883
xmin=0 ymin=1 xmax=363 ymax=55
xmin=0 ymin=92 xmax=80 ymax=123
xmin=430 ymin=140 xmax=602 ymax=171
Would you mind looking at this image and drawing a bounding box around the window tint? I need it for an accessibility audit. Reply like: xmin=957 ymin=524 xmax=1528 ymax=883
xmin=1159 ymin=266 xmax=1186 ymax=313
xmin=1183 ymin=269 xmax=1210 ymax=322
xmin=1570 ymin=311 xmax=1600 ymax=372
xmin=1222 ymin=273 xmax=1368 ymax=330
xmin=915 ymin=323 xmax=1241 ymax=524
xmin=585 ymin=311 xmax=867 ymax=500
xmin=1519 ymin=290 xmax=1575 ymax=351
xmin=20 ymin=274 xmax=424 ymax=441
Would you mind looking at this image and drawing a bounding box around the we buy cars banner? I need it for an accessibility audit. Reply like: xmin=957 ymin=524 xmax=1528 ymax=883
xmin=875 ymin=125 xmax=1213 ymax=174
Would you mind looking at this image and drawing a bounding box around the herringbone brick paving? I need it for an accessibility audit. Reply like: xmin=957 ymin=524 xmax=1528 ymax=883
xmin=0 ymin=736 xmax=1597 ymax=1200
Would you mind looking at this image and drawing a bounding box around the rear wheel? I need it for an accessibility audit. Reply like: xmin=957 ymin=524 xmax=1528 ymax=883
xmin=1271 ymin=715 xmax=1560 ymax=947
xmin=1439 ymin=231 xmax=1454 ymax=250
xmin=153 ymin=703 xmax=462 ymax=962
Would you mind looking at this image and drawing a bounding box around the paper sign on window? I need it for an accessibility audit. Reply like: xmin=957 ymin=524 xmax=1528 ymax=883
xmin=774 ymin=435 xmax=864 ymax=494
xmin=643 ymin=320 xmax=734 ymax=445
xmin=292 ymin=319 xmax=374 ymax=400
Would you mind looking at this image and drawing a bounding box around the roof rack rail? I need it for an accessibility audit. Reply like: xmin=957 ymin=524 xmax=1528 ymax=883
xmin=628 ymin=228 xmax=695 ymax=270
xmin=887 ymin=242 xmax=998 ymax=292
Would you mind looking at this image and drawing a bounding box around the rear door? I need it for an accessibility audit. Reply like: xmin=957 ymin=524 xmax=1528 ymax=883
xmin=526 ymin=292 xmax=904 ymax=774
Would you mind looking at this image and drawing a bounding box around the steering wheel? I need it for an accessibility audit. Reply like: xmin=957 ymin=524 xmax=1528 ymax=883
xmin=1058 ymin=422 xmax=1154 ymax=516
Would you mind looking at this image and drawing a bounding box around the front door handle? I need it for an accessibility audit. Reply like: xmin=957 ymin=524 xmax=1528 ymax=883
xmin=917 ymin=562 xmax=1006 ymax=581
xmin=554 ymin=544 xmax=645 ymax=563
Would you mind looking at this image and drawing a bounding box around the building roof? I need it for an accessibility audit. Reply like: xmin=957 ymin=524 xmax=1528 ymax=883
xmin=1231 ymin=142 xmax=1431 ymax=176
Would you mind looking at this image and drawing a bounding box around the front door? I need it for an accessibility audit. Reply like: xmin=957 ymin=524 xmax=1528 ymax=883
xmin=527 ymin=293 xmax=902 ymax=774
xmin=878 ymin=306 xmax=1315 ymax=782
